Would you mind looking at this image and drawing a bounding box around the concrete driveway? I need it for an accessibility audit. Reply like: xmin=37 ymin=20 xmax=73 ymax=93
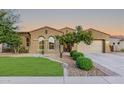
xmin=111 ymin=52 xmax=124 ymax=56
xmin=85 ymin=53 xmax=124 ymax=76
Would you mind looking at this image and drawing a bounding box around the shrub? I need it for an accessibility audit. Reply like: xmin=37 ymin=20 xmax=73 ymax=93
xmin=19 ymin=46 xmax=28 ymax=53
xmin=70 ymin=50 xmax=77 ymax=57
xmin=121 ymin=49 xmax=124 ymax=52
xmin=76 ymin=57 xmax=93 ymax=71
xmin=3 ymin=48 xmax=14 ymax=53
xmin=72 ymin=52 xmax=84 ymax=60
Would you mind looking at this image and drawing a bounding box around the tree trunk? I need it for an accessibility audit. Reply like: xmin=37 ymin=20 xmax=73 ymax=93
xmin=67 ymin=43 xmax=72 ymax=52
xmin=60 ymin=52 xmax=62 ymax=58
xmin=69 ymin=44 xmax=72 ymax=52
xmin=59 ymin=45 xmax=63 ymax=58
xmin=17 ymin=46 xmax=20 ymax=53
xmin=14 ymin=47 xmax=17 ymax=53
xmin=13 ymin=46 xmax=19 ymax=53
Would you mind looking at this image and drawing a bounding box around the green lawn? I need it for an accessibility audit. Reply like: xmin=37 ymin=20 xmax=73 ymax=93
xmin=0 ymin=57 xmax=63 ymax=76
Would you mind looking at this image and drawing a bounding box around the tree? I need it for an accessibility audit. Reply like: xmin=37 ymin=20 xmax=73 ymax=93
xmin=0 ymin=9 xmax=21 ymax=53
xmin=8 ymin=32 xmax=22 ymax=53
xmin=56 ymin=26 xmax=93 ymax=58
xmin=56 ymin=35 xmax=66 ymax=58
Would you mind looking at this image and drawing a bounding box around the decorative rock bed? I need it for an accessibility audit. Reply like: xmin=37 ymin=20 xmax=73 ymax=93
xmin=68 ymin=62 xmax=118 ymax=76
xmin=43 ymin=53 xmax=119 ymax=77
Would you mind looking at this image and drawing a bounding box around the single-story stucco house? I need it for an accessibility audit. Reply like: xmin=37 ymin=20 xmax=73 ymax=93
xmin=110 ymin=36 xmax=124 ymax=52
xmin=16 ymin=26 xmax=110 ymax=54
xmin=0 ymin=26 xmax=111 ymax=53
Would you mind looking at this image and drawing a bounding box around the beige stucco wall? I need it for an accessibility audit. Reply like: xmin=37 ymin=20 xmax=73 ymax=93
xmin=29 ymin=27 xmax=63 ymax=53
xmin=89 ymin=30 xmax=110 ymax=53
xmin=72 ymin=43 xmax=77 ymax=50
xmin=19 ymin=33 xmax=30 ymax=50
xmin=74 ymin=29 xmax=111 ymax=53
xmin=90 ymin=30 xmax=109 ymax=40
xmin=60 ymin=27 xmax=75 ymax=34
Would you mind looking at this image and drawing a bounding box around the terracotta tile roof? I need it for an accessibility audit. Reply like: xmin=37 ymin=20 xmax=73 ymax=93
xmin=59 ymin=27 xmax=75 ymax=31
xmin=28 ymin=26 xmax=64 ymax=34
xmin=18 ymin=26 xmax=112 ymax=37
xmin=85 ymin=28 xmax=110 ymax=36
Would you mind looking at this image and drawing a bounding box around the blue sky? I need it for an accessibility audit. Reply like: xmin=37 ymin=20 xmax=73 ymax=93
xmin=18 ymin=9 xmax=124 ymax=35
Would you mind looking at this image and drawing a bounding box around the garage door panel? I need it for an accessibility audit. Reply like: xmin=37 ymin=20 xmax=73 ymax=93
xmin=78 ymin=40 xmax=103 ymax=53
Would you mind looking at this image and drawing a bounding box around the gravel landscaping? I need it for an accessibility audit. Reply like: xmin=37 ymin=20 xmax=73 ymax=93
xmin=45 ymin=53 xmax=116 ymax=76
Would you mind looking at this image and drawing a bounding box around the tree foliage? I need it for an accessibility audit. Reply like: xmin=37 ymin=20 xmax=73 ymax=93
xmin=55 ymin=26 xmax=93 ymax=58
xmin=0 ymin=9 xmax=21 ymax=53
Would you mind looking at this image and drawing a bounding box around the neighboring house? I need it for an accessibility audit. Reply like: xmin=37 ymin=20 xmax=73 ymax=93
xmin=0 ymin=43 xmax=12 ymax=53
xmin=18 ymin=26 xmax=111 ymax=54
xmin=120 ymin=39 xmax=124 ymax=49
xmin=110 ymin=36 xmax=124 ymax=52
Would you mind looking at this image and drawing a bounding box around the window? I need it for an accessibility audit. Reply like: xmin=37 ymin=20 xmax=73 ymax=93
xmin=45 ymin=30 xmax=48 ymax=34
xmin=38 ymin=37 xmax=45 ymax=49
xmin=48 ymin=37 xmax=55 ymax=49
xmin=113 ymin=42 xmax=115 ymax=45
xmin=39 ymin=41 xmax=44 ymax=49
xmin=118 ymin=42 xmax=120 ymax=45
xmin=26 ymin=38 xmax=30 ymax=46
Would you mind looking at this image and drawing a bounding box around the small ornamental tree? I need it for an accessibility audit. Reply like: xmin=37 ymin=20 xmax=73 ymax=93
xmin=56 ymin=26 xmax=93 ymax=58
xmin=56 ymin=35 xmax=65 ymax=58
xmin=9 ymin=32 xmax=22 ymax=53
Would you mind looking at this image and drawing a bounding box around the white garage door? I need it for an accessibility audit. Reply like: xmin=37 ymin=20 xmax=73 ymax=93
xmin=77 ymin=40 xmax=103 ymax=53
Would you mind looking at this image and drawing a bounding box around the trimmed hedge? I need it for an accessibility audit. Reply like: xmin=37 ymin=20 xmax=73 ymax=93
xmin=76 ymin=56 xmax=93 ymax=71
xmin=70 ymin=50 xmax=77 ymax=57
xmin=72 ymin=52 xmax=84 ymax=60
xmin=19 ymin=46 xmax=28 ymax=53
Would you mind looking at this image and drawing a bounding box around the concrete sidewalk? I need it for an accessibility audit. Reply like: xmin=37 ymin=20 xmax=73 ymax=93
xmin=0 ymin=76 xmax=124 ymax=84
